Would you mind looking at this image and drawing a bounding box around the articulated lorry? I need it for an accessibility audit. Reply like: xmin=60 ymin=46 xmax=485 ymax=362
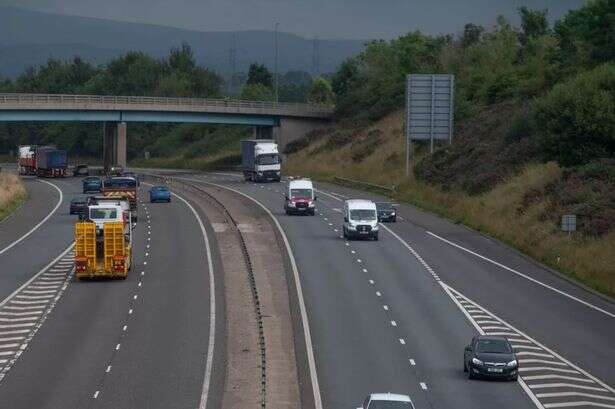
xmin=74 ymin=204 xmax=132 ymax=279
xmin=18 ymin=145 xmax=68 ymax=177
xmin=241 ymin=139 xmax=281 ymax=182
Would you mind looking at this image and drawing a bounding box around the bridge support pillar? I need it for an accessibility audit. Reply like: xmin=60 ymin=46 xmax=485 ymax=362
xmin=103 ymin=121 xmax=127 ymax=172
xmin=253 ymin=125 xmax=273 ymax=140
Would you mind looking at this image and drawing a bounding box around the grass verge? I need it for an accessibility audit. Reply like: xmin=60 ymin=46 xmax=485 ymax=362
xmin=0 ymin=173 xmax=27 ymax=221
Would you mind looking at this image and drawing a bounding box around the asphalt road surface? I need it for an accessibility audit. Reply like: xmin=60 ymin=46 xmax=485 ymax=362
xmin=0 ymin=178 xmax=214 ymax=409
xmin=1 ymin=170 xmax=613 ymax=409
xmin=179 ymin=172 xmax=615 ymax=409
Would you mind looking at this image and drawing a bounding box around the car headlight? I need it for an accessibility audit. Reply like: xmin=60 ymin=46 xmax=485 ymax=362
xmin=372 ymin=225 xmax=379 ymax=231
xmin=258 ymin=171 xmax=263 ymax=175
xmin=506 ymin=360 xmax=517 ymax=368
xmin=308 ymin=202 xmax=315 ymax=207
xmin=472 ymin=358 xmax=483 ymax=366
xmin=288 ymin=202 xmax=295 ymax=207
xmin=391 ymin=212 xmax=396 ymax=216
xmin=347 ymin=224 xmax=356 ymax=230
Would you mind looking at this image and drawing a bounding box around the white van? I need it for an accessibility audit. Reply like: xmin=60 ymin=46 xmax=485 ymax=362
xmin=343 ymin=199 xmax=379 ymax=240
xmin=285 ymin=179 xmax=316 ymax=215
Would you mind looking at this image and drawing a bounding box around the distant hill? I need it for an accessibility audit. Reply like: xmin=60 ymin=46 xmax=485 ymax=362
xmin=0 ymin=6 xmax=366 ymax=79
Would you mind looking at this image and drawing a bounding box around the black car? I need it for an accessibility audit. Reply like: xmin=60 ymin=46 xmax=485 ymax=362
xmin=376 ymin=202 xmax=397 ymax=222
xmin=464 ymin=335 xmax=518 ymax=380
xmin=69 ymin=196 xmax=88 ymax=215
xmin=122 ymin=172 xmax=140 ymax=186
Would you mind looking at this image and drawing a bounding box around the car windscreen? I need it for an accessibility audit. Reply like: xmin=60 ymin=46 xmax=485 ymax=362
xmin=257 ymin=154 xmax=279 ymax=165
xmin=84 ymin=177 xmax=99 ymax=183
xmin=350 ymin=209 xmax=376 ymax=220
xmin=153 ymin=186 xmax=168 ymax=191
xmin=376 ymin=203 xmax=394 ymax=210
xmin=89 ymin=208 xmax=118 ymax=220
xmin=368 ymin=402 xmax=412 ymax=409
xmin=290 ymin=188 xmax=312 ymax=199
xmin=476 ymin=339 xmax=512 ymax=353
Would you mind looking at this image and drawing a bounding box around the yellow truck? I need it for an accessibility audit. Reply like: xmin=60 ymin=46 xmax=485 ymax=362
xmin=74 ymin=220 xmax=132 ymax=279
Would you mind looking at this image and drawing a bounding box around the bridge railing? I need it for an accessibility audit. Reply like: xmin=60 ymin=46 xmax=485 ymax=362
xmin=0 ymin=93 xmax=334 ymax=117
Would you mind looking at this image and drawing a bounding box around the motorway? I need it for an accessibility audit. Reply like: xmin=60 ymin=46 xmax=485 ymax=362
xmin=176 ymin=172 xmax=615 ymax=409
xmin=0 ymin=170 xmax=613 ymax=409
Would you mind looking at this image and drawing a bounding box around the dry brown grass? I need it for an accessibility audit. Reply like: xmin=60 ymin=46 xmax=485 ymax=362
xmin=284 ymin=112 xmax=615 ymax=297
xmin=0 ymin=173 xmax=27 ymax=221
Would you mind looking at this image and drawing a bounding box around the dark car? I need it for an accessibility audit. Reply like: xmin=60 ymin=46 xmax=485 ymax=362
xmin=376 ymin=202 xmax=397 ymax=222
xmin=82 ymin=176 xmax=103 ymax=193
xmin=149 ymin=185 xmax=171 ymax=203
xmin=122 ymin=172 xmax=140 ymax=186
xmin=73 ymin=164 xmax=89 ymax=177
xmin=69 ymin=196 xmax=88 ymax=215
xmin=464 ymin=335 xmax=518 ymax=381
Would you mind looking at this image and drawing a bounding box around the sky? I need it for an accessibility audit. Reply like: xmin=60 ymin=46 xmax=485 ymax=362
xmin=0 ymin=0 xmax=587 ymax=39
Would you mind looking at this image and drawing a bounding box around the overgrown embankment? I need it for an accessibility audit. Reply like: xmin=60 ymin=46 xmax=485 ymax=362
xmin=0 ymin=172 xmax=27 ymax=221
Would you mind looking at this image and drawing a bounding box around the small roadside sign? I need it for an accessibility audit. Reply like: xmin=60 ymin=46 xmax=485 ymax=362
xmin=561 ymin=214 xmax=576 ymax=235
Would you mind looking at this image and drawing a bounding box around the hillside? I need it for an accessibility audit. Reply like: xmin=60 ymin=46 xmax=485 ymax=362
xmin=0 ymin=7 xmax=365 ymax=78
xmin=283 ymin=1 xmax=615 ymax=296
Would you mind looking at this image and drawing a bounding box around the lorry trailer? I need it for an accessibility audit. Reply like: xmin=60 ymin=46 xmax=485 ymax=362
xmin=18 ymin=145 xmax=68 ymax=177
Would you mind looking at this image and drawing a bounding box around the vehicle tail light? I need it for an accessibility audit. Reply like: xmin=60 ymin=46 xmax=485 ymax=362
xmin=75 ymin=257 xmax=88 ymax=272
xmin=113 ymin=256 xmax=125 ymax=272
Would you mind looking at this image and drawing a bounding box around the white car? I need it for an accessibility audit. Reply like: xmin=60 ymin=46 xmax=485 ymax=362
xmin=357 ymin=393 xmax=415 ymax=409
xmin=343 ymin=199 xmax=379 ymax=240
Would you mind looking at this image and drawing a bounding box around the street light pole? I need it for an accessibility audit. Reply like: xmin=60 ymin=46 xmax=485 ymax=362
xmin=274 ymin=22 xmax=279 ymax=104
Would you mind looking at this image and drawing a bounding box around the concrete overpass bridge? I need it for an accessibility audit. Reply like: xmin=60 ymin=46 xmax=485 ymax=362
xmin=0 ymin=93 xmax=334 ymax=168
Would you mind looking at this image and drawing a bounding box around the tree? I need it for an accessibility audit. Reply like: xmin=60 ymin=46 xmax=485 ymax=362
xmin=331 ymin=58 xmax=358 ymax=99
xmin=168 ymin=43 xmax=196 ymax=74
xmin=246 ymin=63 xmax=273 ymax=88
xmin=535 ymin=63 xmax=615 ymax=166
xmin=240 ymin=83 xmax=274 ymax=101
xmin=307 ymin=77 xmax=334 ymax=104
xmin=461 ymin=23 xmax=484 ymax=48
xmin=518 ymin=7 xmax=550 ymax=47
xmin=554 ymin=0 xmax=615 ymax=66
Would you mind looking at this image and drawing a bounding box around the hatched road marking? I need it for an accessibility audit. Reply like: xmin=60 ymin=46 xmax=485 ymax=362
xmin=0 ymin=247 xmax=74 ymax=383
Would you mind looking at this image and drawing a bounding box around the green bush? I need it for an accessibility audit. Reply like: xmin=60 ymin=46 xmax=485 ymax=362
xmin=535 ymin=63 xmax=615 ymax=166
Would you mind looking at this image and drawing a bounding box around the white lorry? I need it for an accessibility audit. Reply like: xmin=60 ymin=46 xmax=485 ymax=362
xmin=241 ymin=139 xmax=281 ymax=182
xmin=342 ymin=199 xmax=379 ymax=241
xmin=284 ymin=179 xmax=316 ymax=215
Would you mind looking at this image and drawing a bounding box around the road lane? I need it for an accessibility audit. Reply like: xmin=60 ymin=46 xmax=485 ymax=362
xmin=0 ymin=188 xmax=214 ymax=409
xmin=310 ymin=181 xmax=615 ymax=389
xmin=0 ymin=177 xmax=82 ymax=303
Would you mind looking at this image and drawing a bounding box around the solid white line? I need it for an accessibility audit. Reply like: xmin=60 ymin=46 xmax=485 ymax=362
xmin=16 ymin=294 xmax=54 ymax=300
xmin=3 ymin=306 xmax=43 ymax=311
xmin=0 ymin=244 xmax=74 ymax=309
xmin=0 ymin=180 xmax=63 ymax=256
xmin=0 ymin=337 xmax=25 ymax=343
xmin=0 ymin=317 xmax=37 ymax=323
xmin=9 ymin=300 xmax=49 ymax=305
xmin=0 ymin=343 xmax=19 ymax=349
xmin=544 ymin=402 xmax=615 ymax=409
xmin=0 ymin=311 xmax=42 ymax=317
xmin=520 ymin=367 xmax=580 ymax=375
xmin=0 ymin=350 xmax=16 ymax=356
xmin=426 ymin=231 xmax=615 ymax=319
xmin=517 ymin=351 xmax=555 ymax=358
xmin=22 ymin=290 xmax=56 ymax=295
xmin=0 ymin=323 xmax=35 ymax=329
xmin=519 ymin=359 xmax=568 ymax=366
xmin=0 ymin=329 xmax=30 ymax=335
xmin=536 ymin=392 xmax=615 ymax=401
xmin=524 ymin=374 xmax=595 ymax=383
xmin=174 ymin=177 xmax=324 ymax=409
xmin=529 ymin=383 xmax=608 ymax=392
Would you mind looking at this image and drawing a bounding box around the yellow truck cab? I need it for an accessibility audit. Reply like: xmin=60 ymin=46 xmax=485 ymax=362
xmin=74 ymin=204 xmax=132 ymax=279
